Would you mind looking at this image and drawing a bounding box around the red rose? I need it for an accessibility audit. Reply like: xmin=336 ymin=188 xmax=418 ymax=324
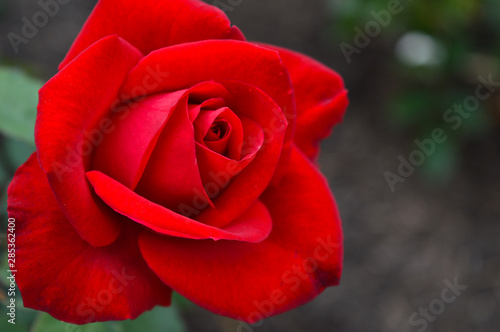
xmin=7 ymin=0 xmax=348 ymax=324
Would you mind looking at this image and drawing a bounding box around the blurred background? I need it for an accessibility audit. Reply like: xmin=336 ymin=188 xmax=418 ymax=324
xmin=0 ymin=0 xmax=499 ymax=331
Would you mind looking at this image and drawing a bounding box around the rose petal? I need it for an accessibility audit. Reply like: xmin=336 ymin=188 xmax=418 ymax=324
xmin=92 ymin=91 xmax=186 ymax=189
xmin=134 ymin=95 xmax=213 ymax=211
xmin=138 ymin=146 xmax=343 ymax=322
xmin=256 ymin=43 xmax=349 ymax=160
xmin=188 ymin=98 xmax=226 ymax=122
xmin=239 ymin=117 xmax=266 ymax=158
xmin=120 ymin=41 xmax=294 ymax=112
xmin=86 ymin=170 xmax=272 ymax=243
xmin=35 ymin=35 xmax=143 ymax=246
xmin=7 ymin=154 xmax=172 ymax=324
xmin=188 ymin=83 xmax=233 ymax=105
xmin=60 ymin=0 xmax=245 ymax=69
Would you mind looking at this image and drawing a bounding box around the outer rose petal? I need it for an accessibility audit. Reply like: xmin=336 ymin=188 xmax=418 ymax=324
xmin=138 ymin=146 xmax=343 ymax=322
xmin=7 ymin=154 xmax=172 ymax=324
xmin=256 ymin=43 xmax=349 ymax=160
xmin=36 ymin=35 xmax=143 ymax=247
xmin=60 ymin=0 xmax=244 ymax=69
xmin=120 ymin=41 xmax=295 ymax=122
xmin=86 ymin=170 xmax=272 ymax=243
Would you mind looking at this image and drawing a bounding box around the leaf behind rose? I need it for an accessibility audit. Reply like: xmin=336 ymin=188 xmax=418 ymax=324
xmin=30 ymin=306 xmax=187 ymax=332
xmin=0 ymin=66 xmax=42 ymax=144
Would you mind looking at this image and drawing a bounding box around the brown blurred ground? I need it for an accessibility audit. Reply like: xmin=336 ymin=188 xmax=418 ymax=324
xmin=1 ymin=0 xmax=499 ymax=331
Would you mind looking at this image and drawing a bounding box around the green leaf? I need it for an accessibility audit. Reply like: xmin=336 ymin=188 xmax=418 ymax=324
xmin=31 ymin=306 xmax=186 ymax=332
xmin=121 ymin=306 xmax=186 ymax=332
xmin=0 ymin=318 xmax=28 ymax=332
xmin=0 ymin=151 xmax=7 ymax=185
xmin=171 ymin=291 xmax=196 ymax=311
xmin=0 ymin=298 xmax=38 ymax=332
xmin=4 ymin=138 xmax=36 ymax=169
xmin=0 ymin=66 xmax=42 ymax=144
xmin=31 ymin=313 xmax=123 ymax=332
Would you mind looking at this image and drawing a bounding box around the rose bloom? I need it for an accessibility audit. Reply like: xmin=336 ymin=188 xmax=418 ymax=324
xmin=7 ymin=0 xmax=348 ymax=325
